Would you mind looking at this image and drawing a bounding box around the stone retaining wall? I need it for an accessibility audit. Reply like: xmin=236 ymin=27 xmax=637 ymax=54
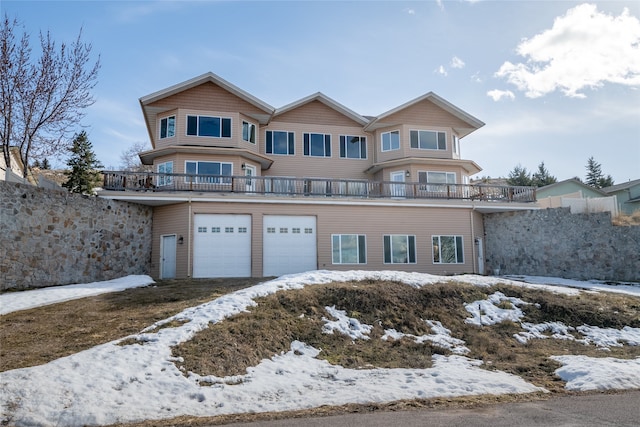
xmin=484 ymin=207 xmax=640 ymax=282
xmin=0 ymin=181 xmax=152 ymax=290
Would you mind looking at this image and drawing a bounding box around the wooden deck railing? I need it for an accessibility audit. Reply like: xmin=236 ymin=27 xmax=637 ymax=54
xmin=101 ymin=171 xmax=537 ymax=202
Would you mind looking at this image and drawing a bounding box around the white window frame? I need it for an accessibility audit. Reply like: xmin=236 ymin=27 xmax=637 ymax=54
xmin=186 ymin=115 xmax=232 ymax=138
xmin=432 ymin=235 xmax=464 ymax=264
xmin=418 ymin=171 xmax=456 ymax=192
xmin=381 ymin=130 xmax=400 ymax=152
xmin=339 ymin=135 xmax=367 ymax=159
xmin=160 ymin=115 xmax=175 ymax=139
xmin=157 ymin=161 xmax=173 ymax=186
xmin=332 ymin=234 xmax=367 ymax=264
xmin=383 ymin=235 xmax=417 ymax=264
xmin=410 ymin=129 xmax=447 ymax=150
xmin=266 ymin=130 xmax=295 ymax=155
xmin=184 ymin=160 xmax=233 ymax=184
xmin=242 ymin=120 xmax=256 ymax=144
xmin=303 ymin=133 xmax=331 ymax=157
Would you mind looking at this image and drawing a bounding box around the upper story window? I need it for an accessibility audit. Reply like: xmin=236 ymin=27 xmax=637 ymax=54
xmin=186 ymin=115 xmax=232 ymax=138
xmin=185 ymin=161 xmax=232 ymax=184
xmin=381 ymin=130 xmax=400 ymax=152
xmin=452 ymin=135 xmax=459 ymax=155
xmin=339 ymin=135 xmax=366 ymax=159
xmin=242 ymin=121 xmax=256 ymax=144
xmin=266 ymin=130 xmax=295 ymax=155
xmin=410 ymin=130 xmax=446 ymax=150
xmin=157 ymin=161 xmax=173 ymax=186
xmin=160 ymin=116 xmax=175 ymax=139
xmin=303 ymin=133 xmax=331 ymax=157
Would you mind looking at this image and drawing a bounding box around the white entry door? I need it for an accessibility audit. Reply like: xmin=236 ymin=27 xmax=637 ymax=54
xmin=390 ymin=171 xmax=406 ymax=198
xmin=476 ymin=237 xmax=485 ymax=275
xmin=245 ymin=165 xmax=256 ymax=193
xmin=193 ymin=214 xmax=251 ymax=278
xmin=160 ymin=235 xmax=176 ymax=279
xmin=263 ymin=215 xmax=317 ymax=276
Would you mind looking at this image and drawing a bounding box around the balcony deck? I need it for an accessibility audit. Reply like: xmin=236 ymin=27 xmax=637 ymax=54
xmin=101 ymin=171 xmax=537 ymax=203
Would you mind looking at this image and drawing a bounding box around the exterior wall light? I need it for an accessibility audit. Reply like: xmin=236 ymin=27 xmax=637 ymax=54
xmin=405 ymin=170 xmax=411 ymax=177
xmin=178 ymin=235 xmax=184 ymax=245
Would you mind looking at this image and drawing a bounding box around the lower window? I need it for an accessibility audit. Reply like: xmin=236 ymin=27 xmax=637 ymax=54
xmin=185 ymin=161 xmax=232 ymax=184
xmin=432 ymin=235 xmax=464 ymax=264
xmin=332 ymin=234 xmax=366 ymax=264
xmin=383 ymin=235 xmax=416 ymax=264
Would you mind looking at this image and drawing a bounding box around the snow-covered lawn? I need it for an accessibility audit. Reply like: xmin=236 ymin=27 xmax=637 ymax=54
xmin=1 ymin=271 xmax=639 ymax=427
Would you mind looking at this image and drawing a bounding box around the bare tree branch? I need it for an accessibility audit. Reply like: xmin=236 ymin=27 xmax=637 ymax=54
xmin=1 ymin=14 xmax=100 ymax=177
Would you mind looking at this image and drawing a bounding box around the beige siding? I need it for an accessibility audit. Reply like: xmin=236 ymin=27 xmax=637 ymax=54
xmin=275 ymin=100 xmax=363 ymax=127
xmin=261 ymin=121 xmax=374 ymax=180
xmin=152 ymin=200 xmax=479 ymax=279
xmin=152 ymin=204 xmax=190 ymax=278
xmin=384 ymin=99 xmax=471 ymax=130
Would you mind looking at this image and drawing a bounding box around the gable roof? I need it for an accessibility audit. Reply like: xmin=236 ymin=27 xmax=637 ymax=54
xmin=139 ymin=71 xmax=275 ymax=114
xmin=272 ymin=92 xmax=370 ymax=126
xmin=601 ymin=179 xmax=640 ymax=194
xmin=364 ymin=92 xmax=485 ymax=137
xmin=537 ymin=178 xmax=608 ymax=197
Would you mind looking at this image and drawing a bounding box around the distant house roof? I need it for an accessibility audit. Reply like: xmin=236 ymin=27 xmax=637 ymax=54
xmin=537 ymin=178 xmax=608 ymax=198
xmin=601 ymin=179 xmax=640 ymax=194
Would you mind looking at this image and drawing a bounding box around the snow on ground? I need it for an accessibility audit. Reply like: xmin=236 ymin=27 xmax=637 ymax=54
xmin=551 ymin=355 xmax=640 ymax=391
xmin=0 ymin=275 xmax=155 ymax=315
xmin=1 ymin=270 xmax=639 ymax=427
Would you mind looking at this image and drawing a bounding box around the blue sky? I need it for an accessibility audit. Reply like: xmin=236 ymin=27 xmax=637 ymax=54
xmin=4 ymin=0 xmax=639 ymax=183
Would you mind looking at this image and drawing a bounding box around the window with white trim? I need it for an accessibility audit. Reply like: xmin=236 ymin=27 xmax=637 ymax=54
xmin=157 ymin=161 xmax=173 ymax=186
xmin=186 ymin=115 xmax=231 ymax=138
xmin=432 ymin=236 xmax=464 ymax=264
xmin=185 ymin=161 xmax=232 ymax=184
xmin=383 ymin=235 xmax=416 ymax=264
xmin=266 ymin=130 xmax=295 ymax=155
xmin=332 ymin=234 xmax=366 ymax=264
xmin=453 ymin=135 xmax=459 ymax=154
xmin=303 ymin=133 xmax=331 ymax=157
xmin=381 ymin=130 xmax=400 ymax=152
xmin=242 ymin=121 xmax=256 ymax=144
xmin=410 ymin=130 xmax=446 ymax=150
xmin=160 ymin=116 xmax=175 ymax=139
xmin=418 ymin=171 xmax=456 ymax=192
xmin=339 ymin=135 xmax=366 ymax=159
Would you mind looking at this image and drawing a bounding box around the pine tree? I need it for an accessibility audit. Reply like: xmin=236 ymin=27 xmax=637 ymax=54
xmin=506 ymin=164 xmax=532 ymax=186
xmin=63 ymin=131 xmax=103 ymax=194
xmin=585 ymin=157 xmax=614 ymax=189
xmin=531 ymin=161 xmax=557 ymax=187
xmin=41 ymin=158 xmax=51 ymax=169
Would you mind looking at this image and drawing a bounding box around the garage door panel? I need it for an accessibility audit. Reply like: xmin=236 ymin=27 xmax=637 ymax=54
xmin=263 ymin=216 xmax=316 ymax=276
xmin=193 ymin=214 xmax=251 ymax=278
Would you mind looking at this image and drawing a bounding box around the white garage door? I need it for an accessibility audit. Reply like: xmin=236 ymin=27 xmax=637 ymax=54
xmin=263 ymin=215 xmax=317 ymax=276
xmin=193 ymin=214 xmax=251 ymax=278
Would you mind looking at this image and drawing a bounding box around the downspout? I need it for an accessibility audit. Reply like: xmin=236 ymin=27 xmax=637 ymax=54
xmin=188 ymin=198 xmax=192 ymax=278
xmin=470 ymin=207 xmax=477 ymax=274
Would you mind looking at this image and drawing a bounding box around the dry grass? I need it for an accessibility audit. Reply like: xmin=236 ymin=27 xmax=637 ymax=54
xmin=613 ymin=210 xmax=640 ymax=226
xmin=0 ymin=277 xmax=264 ymax=372
xmin=2 ymin=277 xmax=639 ymax=427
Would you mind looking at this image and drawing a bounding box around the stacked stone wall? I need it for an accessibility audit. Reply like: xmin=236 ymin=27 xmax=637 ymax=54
xmin=484 ymin=207 xmax=640 ymax=282
xmin=1 ymin=181 xmax=152 ymax=290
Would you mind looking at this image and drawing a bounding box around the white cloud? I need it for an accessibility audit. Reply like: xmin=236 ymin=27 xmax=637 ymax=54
xmin=406 ymin=8 xmax=416 ymax=15
xmin=451 ymin=56 xmax=465 ymax=69
xmin=495 ymin=4 xmax=640 ymax=98
xmin=487 ymin=89 xmax=515 ymax=101
xmin=435 ymin=65 xmax=448 ymax=76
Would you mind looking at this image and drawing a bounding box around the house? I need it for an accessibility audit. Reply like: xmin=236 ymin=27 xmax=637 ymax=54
xmin=602 ymin=179 xmax=640 ymax=215
xmin=1 ymin=146 xmax=37 ymax=185
xmin=536 ymin=178 xmax=608 ymax=201
xmin=98 ymin=72 xmax=537 ymax=280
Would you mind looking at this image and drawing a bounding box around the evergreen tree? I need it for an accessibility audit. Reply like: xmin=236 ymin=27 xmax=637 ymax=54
xmin=585 ymin=156 xmax=614 ymax=189
xmin=41 ymin=158 xmax=51 ymax=169
xmin=531 ymin=161 xmax=557 ymax=187
xmin=63 ymin=131 xmax=103 ymax=194
xmin=506 ymin=164 xmax=532 ymax=186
